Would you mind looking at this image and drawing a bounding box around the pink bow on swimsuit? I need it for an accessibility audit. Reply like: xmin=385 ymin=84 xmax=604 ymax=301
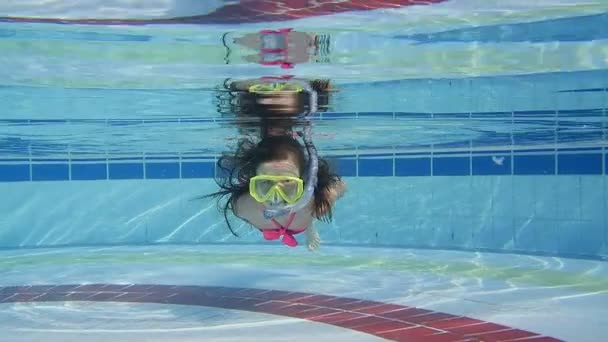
xmin=259 ymin=212 xmax=306 ymax=247
xmin=261 ymin=228 xmax=299 ymax=247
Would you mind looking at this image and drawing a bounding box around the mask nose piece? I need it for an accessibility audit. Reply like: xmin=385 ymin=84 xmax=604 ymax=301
xmin=267 ymin=191 xmax=280 ymax=205
xmin=272 ymin=192 xmax=279 ymax=202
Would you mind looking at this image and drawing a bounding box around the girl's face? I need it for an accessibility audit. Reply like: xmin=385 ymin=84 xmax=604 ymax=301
xmin=255 ymin=156 xmax=301 ymax=208
xmin=256 ymin=93 xmax=300 ymax=114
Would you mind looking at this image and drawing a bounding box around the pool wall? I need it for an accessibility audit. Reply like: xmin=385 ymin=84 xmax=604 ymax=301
xmin=0 ymin=176 xmax=605 ymax=258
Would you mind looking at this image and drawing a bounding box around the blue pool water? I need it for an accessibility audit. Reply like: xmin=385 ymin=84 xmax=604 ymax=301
xmin=0 ymin=1 xmax=607 ymax=341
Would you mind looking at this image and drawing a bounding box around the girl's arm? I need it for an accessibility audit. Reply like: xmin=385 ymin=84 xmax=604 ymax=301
xmin=306 ymin=180 xmax=346 ymax=251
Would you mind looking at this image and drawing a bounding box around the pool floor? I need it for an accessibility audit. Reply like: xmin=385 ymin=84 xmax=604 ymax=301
xmin=0 ymin=245 xmax=606 ymax=342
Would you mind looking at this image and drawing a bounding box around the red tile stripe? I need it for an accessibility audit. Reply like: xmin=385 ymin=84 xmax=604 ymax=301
xmin=0 ymin=284 xmax=562 ymax=342
xmin=0 ymin=0 xmax=447 ymax=25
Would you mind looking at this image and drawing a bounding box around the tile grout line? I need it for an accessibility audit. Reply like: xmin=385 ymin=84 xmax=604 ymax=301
xmin=604 ymin=90 xmax=607 ymax=249
xmin=3 ymin=153 xmax=606 ymax=181
xmin=469 ymin=139 xmax=473 ymax=176
xmin=28 ymin=138 xmax=32 ymax=182
xmin=179 ymin=117 xmax=182 ymax=180
xmin=511 ymin=110 xmax=515 ymax=176
xmin=142 ymin=152 xmax=147 ymax=180
xmin=3 ymin=144 xmax=606 ymax=164
xmin=554 ymin=108 xmax=559 ymax=175
xmin=105 ymin=118 xmax=110 ymax=181
xmin=68 ymin=119 xmax=72 ymax=181
xmin=179 ymin=153 xmax=182 ymax=180
xmin=603 ymin=93 xmax=606 ymax=176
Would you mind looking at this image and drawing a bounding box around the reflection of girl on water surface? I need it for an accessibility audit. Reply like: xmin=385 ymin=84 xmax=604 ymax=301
xmin=216 ymin=76 xmax=334 ymax=116
xmin=222 ymin=28 xmax=331 ymax=67
xmin=207 ymin=76 xmax=345 ymax=251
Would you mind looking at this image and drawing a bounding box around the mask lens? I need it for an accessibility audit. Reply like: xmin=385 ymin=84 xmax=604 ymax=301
xmin=251 ymin=176 xmax=303 ymax=203
xmin=254 ymin=179 xmax=274 ymax=198
xmin=249 ymin=82 xmax=303 ymax=94
xmin=278 ymin=179 xmax=299 ymax=201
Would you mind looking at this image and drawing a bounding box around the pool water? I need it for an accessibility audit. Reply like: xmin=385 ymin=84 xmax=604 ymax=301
xmin=0 ymin=1 xmax=607 ymax=341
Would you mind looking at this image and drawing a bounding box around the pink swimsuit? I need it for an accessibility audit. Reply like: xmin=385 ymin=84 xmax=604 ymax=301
xmin=258 ymin=212 xmax=306 ymax=247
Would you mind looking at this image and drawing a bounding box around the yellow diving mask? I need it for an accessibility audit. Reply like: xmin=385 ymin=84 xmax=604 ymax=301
xmin=248 ymin=82 xmax=304 ymax=94
xmin=249 ymin=175 xmax=304 ymax=204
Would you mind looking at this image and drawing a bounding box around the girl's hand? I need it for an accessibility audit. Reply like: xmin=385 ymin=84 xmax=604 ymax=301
xmin=306 ymin=225 xmax=321 ymax=251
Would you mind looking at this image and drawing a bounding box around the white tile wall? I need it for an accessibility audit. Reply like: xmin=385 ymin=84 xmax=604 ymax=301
xmin=556 ymin=176 xmax=582 ymax=220
xmin=512 ymin=177 xmax=536 ymax=220
xmin=0 ymin=175 xmax=605 ymax=258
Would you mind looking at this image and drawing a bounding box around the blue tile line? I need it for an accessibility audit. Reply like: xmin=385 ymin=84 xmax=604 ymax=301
xmin=2 ymin=109 xmax=605 ymax=161
xmin=0 ymin=147 xmax=605 ymax=182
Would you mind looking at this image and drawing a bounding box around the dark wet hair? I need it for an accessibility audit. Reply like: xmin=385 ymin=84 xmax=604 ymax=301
xmin=215 ymin=79 xmax=333 ymax=116
xmin=203 ymin=134 xmax=341 ymax=236
xmin=313 ymin=34 xmax=331 ymax=63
